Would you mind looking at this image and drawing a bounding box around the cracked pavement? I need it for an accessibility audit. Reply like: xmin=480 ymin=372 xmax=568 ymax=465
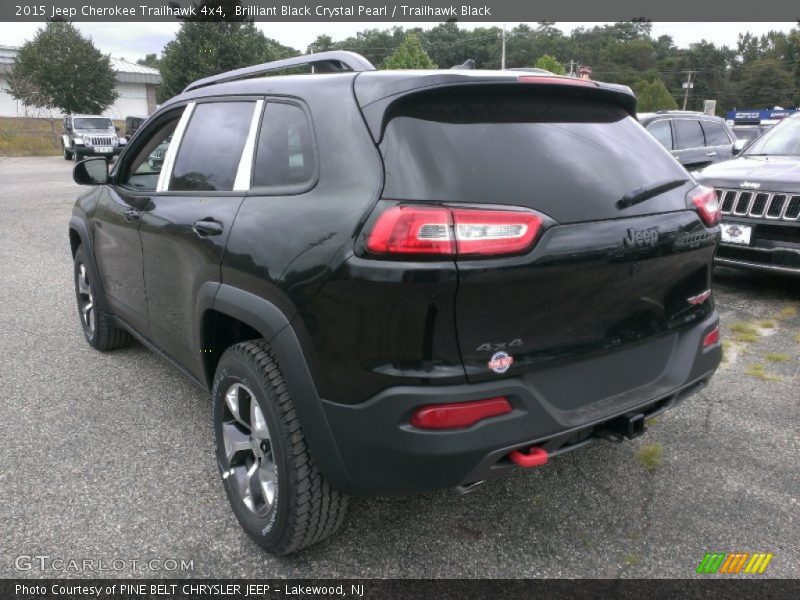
xmin=0 ymin=156 xmax=797 ymax=578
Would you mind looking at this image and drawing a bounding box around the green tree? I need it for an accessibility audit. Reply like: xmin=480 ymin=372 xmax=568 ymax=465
xmin=9 ymin=22 xmax=117 ymax=114
xmin=534 ymin=54 xmax=566 ymax=74
xmin=382 ymin=34 xmax=437 ymax=70
xmin=158 ymin=21 xmax=297 ymax=100
xmin=633 ymin=78 xmax=679 ymax=111
xmin=137 ymin=53 xmax=161 ymax=70
xmin=737 ymin=59 xmax=796 ymax=107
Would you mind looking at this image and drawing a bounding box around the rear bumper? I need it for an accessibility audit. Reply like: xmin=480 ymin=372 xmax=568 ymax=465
xmin=321 ymin=311 xmax=721 ymax=495
xmin=716 ymin=244 xmax=800 ymax=275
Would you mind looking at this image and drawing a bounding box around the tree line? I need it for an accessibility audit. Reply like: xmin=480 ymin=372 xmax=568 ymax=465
xmin=10 ymin=19 xmax=800 ymax=116
xmin=146 ymin=19 xmax=800 ymax=113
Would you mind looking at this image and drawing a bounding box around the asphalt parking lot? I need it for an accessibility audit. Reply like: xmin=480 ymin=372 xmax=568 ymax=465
xmin=1 ymin=155 xmax=797 ymax=578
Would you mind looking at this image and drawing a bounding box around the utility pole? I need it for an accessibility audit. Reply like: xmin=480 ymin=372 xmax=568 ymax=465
xmin=567 ymin=59 xmax=578 ymax=77
xmin=682 ymin=70 xmax=696 ymax=111
xmin=501 ymin=25 xmax=506 ymax=70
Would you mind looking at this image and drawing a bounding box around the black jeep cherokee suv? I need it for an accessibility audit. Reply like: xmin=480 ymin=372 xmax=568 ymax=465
xmin=68 ymin=52 xmax=722 ymax=554
xmin=696 ymin=113 xmax=800 ymax=275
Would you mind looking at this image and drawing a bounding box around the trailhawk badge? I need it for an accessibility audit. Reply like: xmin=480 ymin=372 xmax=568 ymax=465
xmin=488 ymin=351 xmax=514 ymax=374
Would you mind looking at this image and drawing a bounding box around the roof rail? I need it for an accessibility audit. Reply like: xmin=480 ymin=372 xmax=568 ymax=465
xmin=183 ymin=51 xmax=376 ymax=93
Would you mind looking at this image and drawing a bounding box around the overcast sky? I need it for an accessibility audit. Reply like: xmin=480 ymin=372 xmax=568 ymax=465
xmin=0 ymin=22 xmax=796 ymax=61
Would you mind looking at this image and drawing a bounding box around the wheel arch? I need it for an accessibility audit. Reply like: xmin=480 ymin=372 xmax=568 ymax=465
xmin=69 ymin=216 xmax=111 ymax=313
xmin=201 ymin=284 xmax=358 ymax=494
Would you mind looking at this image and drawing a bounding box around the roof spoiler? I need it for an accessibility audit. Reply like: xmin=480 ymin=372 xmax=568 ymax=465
xmin=183 ymin=51 xmax=376 ymax=93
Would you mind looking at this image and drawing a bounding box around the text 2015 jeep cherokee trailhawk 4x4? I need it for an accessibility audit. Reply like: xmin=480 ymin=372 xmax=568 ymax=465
xmin=68 ymin=52 xmax=722 ymax=554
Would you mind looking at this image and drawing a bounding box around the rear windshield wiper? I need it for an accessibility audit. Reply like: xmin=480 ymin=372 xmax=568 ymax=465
xmin=616 ymin=178 xmax=688 ymax=210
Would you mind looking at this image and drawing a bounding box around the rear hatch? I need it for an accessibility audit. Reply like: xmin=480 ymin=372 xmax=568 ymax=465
xmin=363 ymin=80 xmax=718 ymax=384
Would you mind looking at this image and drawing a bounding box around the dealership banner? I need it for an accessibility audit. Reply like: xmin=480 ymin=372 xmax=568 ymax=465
xmin=3 ymin=579 xmax=800 ymax=599
xmin=1 ymin=0 xmax=800 ymax=21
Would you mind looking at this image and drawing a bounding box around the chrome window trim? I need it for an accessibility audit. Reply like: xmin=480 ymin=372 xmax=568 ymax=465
xmin=156 ymin=102 xmax=196 ymax=193
xmin=233 ymin=99 xmax=265 ymax=192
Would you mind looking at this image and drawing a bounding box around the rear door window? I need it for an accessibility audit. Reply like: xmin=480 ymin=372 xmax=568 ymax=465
xmin=647 ymin=119 xmax=673 ymax=150
xmin=674 ymin=119 xmax=706 ymax=150
xmin=169 ymin=102 xmax=255 ymax=192
xmin=701 ymin=121 xmax=732 ymax=146
xmin=380 ymin=89 xmax=690 ymax=224
xmin=252 ymin=102 xmax=316 ymax=190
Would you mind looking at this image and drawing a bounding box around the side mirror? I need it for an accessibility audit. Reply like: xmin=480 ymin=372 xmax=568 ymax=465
xmin=73 ymin=157 xmax=109 ymax=186
xmin=732 ymin=139 xmax=747 ymax=155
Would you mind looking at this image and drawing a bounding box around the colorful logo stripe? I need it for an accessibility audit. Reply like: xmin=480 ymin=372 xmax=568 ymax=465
xmin=697 ymin=552 xmax=773 ymax=574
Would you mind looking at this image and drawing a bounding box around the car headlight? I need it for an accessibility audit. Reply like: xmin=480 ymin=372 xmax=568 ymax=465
xmin=73 ymin=137 xmax=85 ymax=145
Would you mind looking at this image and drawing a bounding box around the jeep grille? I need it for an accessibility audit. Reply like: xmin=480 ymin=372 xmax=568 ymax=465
xmin=717 ymin=189 xmax=800 ymax=221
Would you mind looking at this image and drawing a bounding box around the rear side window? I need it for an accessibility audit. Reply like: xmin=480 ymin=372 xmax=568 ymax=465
xmin=701 ymin=121 xmax=732 ymax=146
xmin=380 ymin=89 xmax=689 ymax=224
xmin=647 ymin=120 xmax=673 ymax=150
xmin=170 ymin=102 xmax=254 ymax=192
xmin=252 ymin=102 xmax=316 ymax=189
xmin=674 ymin=119 xmax=705 ymax=150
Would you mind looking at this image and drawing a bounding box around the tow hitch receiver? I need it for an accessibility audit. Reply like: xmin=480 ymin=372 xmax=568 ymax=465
xmin=600 ymin=413 xmax=647 ymax=441
xmin=509 ymin=446 xmax=549 ymax=468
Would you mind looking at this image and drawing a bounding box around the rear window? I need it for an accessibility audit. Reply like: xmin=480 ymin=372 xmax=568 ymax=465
xmin=380 ymin=89 xmax=689 ymax=223
xmin=701 ymin=121 xmax=732 ymax=146
xmin=674 ymin=119 xmax=705 ymax=149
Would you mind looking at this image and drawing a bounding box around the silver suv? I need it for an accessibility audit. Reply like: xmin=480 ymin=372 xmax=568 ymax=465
xmin=62 ymin=115 xmax=126 ymax=162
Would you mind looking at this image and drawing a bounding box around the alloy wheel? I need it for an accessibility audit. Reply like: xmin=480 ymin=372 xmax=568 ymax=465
xmin=221 ymin=383 xmax=277 ymax=517
xmin=76 ymin=263 xmax=96 ymax=334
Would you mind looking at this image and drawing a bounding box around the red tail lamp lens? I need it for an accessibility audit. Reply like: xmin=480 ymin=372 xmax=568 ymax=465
xmin=366 ymin=206 xmax=543 ymax=257
xmin=410 ymin=397 xmax=512 ymax=430
xmin=703 ymin=326 xmax=720 ymax=347
xmin=692 ymin=186 xmax=721 ymax=226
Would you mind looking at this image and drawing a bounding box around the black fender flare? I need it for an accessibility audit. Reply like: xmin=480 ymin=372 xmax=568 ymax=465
xmin=210 ymin=284 xmax=359 ymax=494
xmin=68 ymin=215 xmax=111 ymax=313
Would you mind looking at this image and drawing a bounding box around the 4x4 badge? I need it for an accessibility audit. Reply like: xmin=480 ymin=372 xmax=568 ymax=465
xmin=488 ymin=351 xmax=514 ymax=374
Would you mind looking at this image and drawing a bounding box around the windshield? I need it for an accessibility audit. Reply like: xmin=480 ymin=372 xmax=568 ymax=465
xmin=74 ymin=118 xmax=113 ymax=130
xmin=744 ymin=117 xmax=800 ymax=156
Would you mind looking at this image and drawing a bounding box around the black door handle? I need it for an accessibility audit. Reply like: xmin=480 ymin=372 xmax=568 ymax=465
xmin=193 ymin=218 xmax=224 ymax=236
xmin=124 ymin=208 xmax=141 ymax=222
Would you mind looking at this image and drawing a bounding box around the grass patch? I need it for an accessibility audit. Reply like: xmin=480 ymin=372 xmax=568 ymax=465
xmin=759 ymin=320 xmax=776 ymax=329
xmin=635 ymin=443 xmax=663 ymax=472
xmin=733 ymin=332 xmax=759 ymax=343
xmin=0 ymin=117 xmax=61 ymax=157
xmin=623 ymin=554 xmax=642 ymax=566
xmin=744 ymin=363 xmax=778 ymax=381
xmin=779 ymin=306 xmax=797 ymax=319
xmin=764 ymin=352 xmax=790 ymax=363
xmin=645 ymin=417 xmax=658 ymax=427
xmin=729 ymin=322 xmax=758 ymax=335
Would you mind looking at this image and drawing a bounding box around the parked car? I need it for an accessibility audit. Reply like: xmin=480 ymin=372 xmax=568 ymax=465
xmin=67 ymin=51 xmax=722 ymax=554
xmin=731 ymin=124 xmax=770 ymax=144
xmin=639 ymin=111 xmax=737 ymax=170
xmin=123 ymin=116 xmax=146 ymax=141
xmin=61 ymin=115 xmax=126 ymax=162
xmin=696 ymin=113 xmax=800 ymax=275
xmin=147 ymin=137 xmax=170 ymax=170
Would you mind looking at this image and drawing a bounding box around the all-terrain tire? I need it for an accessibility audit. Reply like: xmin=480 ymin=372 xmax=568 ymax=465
xmin=73 ymin=246 xmax=132 ymax=351
xmin=212 ymin=339 xmax=348 ymax=554
xmin=63 ymin=145 xmax=73 ymax=160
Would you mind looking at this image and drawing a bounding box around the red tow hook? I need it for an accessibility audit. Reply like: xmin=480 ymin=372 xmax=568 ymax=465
xmin=509 ymin=446 xmax=549 ymax=468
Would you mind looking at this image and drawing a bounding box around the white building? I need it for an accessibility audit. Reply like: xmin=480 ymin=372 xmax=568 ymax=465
xmin=0 ymin=45 xmax=161 ymax=119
